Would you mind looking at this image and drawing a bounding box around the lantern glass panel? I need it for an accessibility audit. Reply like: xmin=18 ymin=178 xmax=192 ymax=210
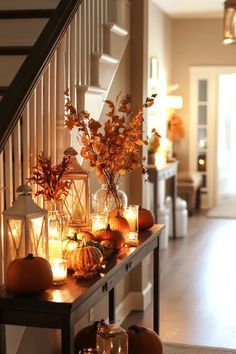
xmin=30 ymin=216 xmax=46 ymax=257
xmin=7 ymin=219 xmax=25 ymax=260
xmin=64 ymin=178 xmax=88 ymax=226
xmin=48 ymin=209 xmax=63 ymax=260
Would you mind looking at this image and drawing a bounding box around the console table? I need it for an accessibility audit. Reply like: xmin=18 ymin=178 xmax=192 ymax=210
xmin=148 ymin=161 xmax=179 ymax=239
xmin=0 ymin=225 xmax=164 ymax=354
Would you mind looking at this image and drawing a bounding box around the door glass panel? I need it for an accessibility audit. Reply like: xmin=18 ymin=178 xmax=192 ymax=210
xmin=198 ymin=128 xmax=207 ymax=149
xmin=198 ymin=80 xmax=207 ymax=101
xmin=198 ymin=105 xmax=207 ymax=125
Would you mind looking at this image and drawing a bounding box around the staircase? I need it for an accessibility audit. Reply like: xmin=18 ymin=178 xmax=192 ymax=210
xmin=0 ymin=0 xmax=130 ymax=352
xmin=0 ymin=0 xmax=59 ymax=100
xmin=0 ymin=0 xmax=131 ymax=284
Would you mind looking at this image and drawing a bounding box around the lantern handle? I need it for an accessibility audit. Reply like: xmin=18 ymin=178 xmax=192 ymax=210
xmin=16 ymin=184 xmax=32 ymax=195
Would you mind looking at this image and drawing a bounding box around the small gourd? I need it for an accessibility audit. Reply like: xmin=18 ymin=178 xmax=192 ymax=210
xmin=6 ymin=254 xmax=53 ymax=295
xmin=94 ymin=224 xmax=125 ymax=250
xmin=63 ymin=237 xmax=103 ymax=278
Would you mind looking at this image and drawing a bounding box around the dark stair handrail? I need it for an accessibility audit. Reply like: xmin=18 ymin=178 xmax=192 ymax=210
xmin=0 ymin=0 xmax=83 ymax=153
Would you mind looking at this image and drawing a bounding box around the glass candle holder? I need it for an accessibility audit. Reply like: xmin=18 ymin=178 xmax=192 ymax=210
xmin=96 ymin=320 xmax=128 ymax=354
xmin=124 ymin=205 xmax=139 ymax=244
xmin=51 ymin=258 xmax=67 ymax=285
xmin=91 ymin=214 xmax=108 ymax=233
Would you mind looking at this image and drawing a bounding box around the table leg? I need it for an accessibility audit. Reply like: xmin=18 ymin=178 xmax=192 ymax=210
xmin=170 ymin=175 xmax=177 ymax=239
xmin=0 ymin=324 xmax=6 ymax=354
xmin=153 ymin=240 xmax=160 ymax=334
xmin=153 ymin=172 xmax=158 ymax=223
xmin=61 ymin=317 xmax=74 ymax=354
xmin=109 ymin=288 xmax=115 ymax=323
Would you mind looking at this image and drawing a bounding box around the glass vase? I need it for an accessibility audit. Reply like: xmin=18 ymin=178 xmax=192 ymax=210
xmin=92 ymin=184 xmax=128 ymax=215
xmin=45 ymin=200 xmax=69 ymax=260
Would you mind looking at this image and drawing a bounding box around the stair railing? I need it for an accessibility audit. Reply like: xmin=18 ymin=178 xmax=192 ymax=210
xmin=0 ymin=0 xmax=123 ymax=283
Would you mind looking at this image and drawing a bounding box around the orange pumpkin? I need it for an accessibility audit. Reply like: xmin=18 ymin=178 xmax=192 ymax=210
xmin=109 ymin=208 xmax=124 ymax=218
xmin=94 ymin=224 xmax=125 ymax=250
xmin=63 ymin=231 xmax=93 ymax=251
xmin=109 ymin=213 xmax=130 ymax=234
xmin=63 ymin=237 xmax=103 ymax=278
xmin=76 ymin=230 xmax=93 ymax=241
xmin=138 ymin=207 xmax=155 ymax=230
xmin=74 ymin=321 xmax=99 ymax=352
xmin=128 ymin=325 xmax=163 ymax=354
xmin=6 ymin=254 xmax=53 ymax=295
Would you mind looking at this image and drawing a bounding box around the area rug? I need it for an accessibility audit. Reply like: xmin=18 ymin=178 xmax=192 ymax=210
xmin=207 ymin=205 xmax=236 ymax=219
xmin=164 ymin=342 xmax=236 ymax=354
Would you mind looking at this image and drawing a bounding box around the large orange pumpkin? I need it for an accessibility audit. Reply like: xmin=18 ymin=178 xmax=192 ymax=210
xmin=109 ymin=213 xmax=130 ymax=234
xmin=138 ymin=207 xmax=155 ymax=230
xmin=93 ymin=224 xmax=125 ymax=250
xmin=6 ymin=254 xmax=53 ymax=295
xmin=128 ymin=325 xmax=163 ymax=354
xmin=109 ymin=208 xmax=124 ymax=218
xmin=74 ymin=321 xmax=99 ymax=352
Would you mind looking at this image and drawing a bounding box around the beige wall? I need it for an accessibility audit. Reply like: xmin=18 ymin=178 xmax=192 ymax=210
xmin=171 ymin=18 xmax=236 ymax=171
xmin=148 ymin=0 xmax=172 ymax=108
xmin=148 ymin=1 xmax=172 ymax=208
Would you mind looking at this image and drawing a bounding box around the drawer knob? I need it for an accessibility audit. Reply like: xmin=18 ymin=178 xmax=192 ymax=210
xmin=102 ymin=283 xmax=108 ymax=293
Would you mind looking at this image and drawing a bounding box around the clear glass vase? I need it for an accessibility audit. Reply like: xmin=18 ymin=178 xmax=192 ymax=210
xmin=45 ymin=200 xmax=69 ymax=260
xmin=92 ymin=184 xmax=128 ymax=215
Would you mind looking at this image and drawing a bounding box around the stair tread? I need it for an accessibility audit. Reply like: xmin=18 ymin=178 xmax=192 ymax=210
xmin=0 ymin=86 xmax=8 ymax=95
xmin=0 ymin=46 xmax=32 ymax=55
xmin=78 ymin=85 xmax=107 ymax=95
xmin=93 ymin=52 xmax=119 ymax=64
xmin=0 ymin=9 xmax=54 ymax=19
xmin=105 ymin=23 xmax=129 ymax=37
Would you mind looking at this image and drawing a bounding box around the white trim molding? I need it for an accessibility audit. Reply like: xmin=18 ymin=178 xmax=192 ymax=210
xmin=116 ymin=282 xmax=153 ymax=324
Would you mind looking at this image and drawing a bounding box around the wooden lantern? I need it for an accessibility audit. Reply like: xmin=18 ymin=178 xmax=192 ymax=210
xmin=63 ymin=147 xmax=90 ymax=229
xmin=3 ymin=185 xmax=48 ymax=273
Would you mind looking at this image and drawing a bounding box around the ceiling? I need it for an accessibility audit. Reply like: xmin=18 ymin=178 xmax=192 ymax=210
xmin=152 ymin=0 xmax=224 ymax=18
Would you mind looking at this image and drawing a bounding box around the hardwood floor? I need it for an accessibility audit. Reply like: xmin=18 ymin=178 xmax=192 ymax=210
xmin=123 ymin=212 xmax=236 ymax=349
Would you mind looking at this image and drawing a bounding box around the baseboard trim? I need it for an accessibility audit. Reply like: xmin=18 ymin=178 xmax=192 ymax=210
xmin=116 ymin=282 xmax=152 ymax=324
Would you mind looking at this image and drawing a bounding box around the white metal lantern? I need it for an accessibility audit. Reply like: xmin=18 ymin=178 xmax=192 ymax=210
xmin=63 ymin=147 xmax=90 ymax=229
xmin=3 ymin=185 xmax=48 ymax=271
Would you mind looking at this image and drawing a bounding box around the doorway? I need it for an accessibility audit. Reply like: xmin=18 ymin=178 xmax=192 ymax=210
xmin=217 ymin=73 xmax=236 ymax=208
xmin=190 ymin=66 xmax=236 ymax=210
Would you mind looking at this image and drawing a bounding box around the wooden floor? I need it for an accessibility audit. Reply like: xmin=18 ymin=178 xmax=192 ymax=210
xmin=123 ymin=212 xmax=236 ymax=349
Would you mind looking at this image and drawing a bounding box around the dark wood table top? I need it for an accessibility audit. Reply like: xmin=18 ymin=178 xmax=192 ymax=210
xmin=0 ymin=225 xmax=164 ymax=316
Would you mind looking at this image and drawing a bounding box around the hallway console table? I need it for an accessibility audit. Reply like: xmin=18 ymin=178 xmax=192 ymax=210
xmin=148 ymin=160 xmax=179 ymax=239
xmin=0 ymin=225 xmax=164 ymax=354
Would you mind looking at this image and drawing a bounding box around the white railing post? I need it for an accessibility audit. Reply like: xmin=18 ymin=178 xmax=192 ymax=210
xmin=43 ymin=66 xmax=51 ymax=157
xmin=22 ymin=104 xmax=30 ymax=183
xmin=13 ymin=121 xmax=22 ymax=194
xmin=50 ymin=53 xmax=57 ymax=162
xmin=36 ymin=79 xmax=44 ymax=155
xmin=0 ymin=152 xmax=4 ymax=284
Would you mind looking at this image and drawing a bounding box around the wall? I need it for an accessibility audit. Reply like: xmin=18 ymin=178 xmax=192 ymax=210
xmin=171 ymin=18 xmax=236 ymax=171
xmin=147 ymin=0 xmax=172 ymax=209
xmin=148 ymin=0 xmax=172 ymax=137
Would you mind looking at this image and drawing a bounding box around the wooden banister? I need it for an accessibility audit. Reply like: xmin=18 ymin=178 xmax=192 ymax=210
xmin=0 ymin=0 xmax=83 ymax=153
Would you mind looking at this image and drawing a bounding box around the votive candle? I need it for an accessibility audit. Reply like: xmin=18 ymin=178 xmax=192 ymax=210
xmin=124 ymin=205 xmax=139 ymax=242
xmin=91 ymin=214 xmax=108 ymax=232
xmin=51 ymin=258 xmax=67 ymax=285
